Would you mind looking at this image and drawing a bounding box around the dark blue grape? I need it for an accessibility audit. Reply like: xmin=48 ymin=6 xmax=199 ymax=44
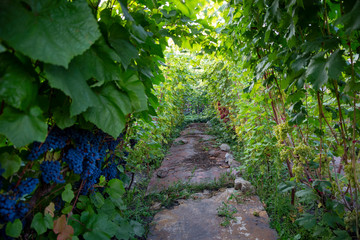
xmin=102 ymin=163 xmax=118 ymax=180
xmin=15 ymin=178 xmax=39 ymax=198
xmin=81 ymin=167 xmax=101 ymax=195
xmin=27 ymin=142 xmax=48 ymax=161
xmin=40 ymin=161 xmax=65 ymax=184
xmin=45 ymin=127 xmax=68 ymax=150
xmin=63 ymin=148 xmax=84 ymax=174
xmin=0 ymin=194 xmax=17 ymax=223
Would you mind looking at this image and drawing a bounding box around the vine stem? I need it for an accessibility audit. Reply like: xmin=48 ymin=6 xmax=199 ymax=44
xmin=72 ymin=180 xmax=85 ymax=212
xmin=333 ymin=80 xmax=349 ymax=167
xmin=317 ymin=91 xmax=323 ymax=179
xmin=348 ymin=37 xmax=359 ymax=239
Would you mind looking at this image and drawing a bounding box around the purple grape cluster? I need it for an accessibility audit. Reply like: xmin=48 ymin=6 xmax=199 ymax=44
xmin=40 ymin=161 xmax=65 ymax=184
xmin=64 ymin=148 xmax=84 ymax=174
xmin=27 ymin=125 xmax=127 ymax=195
xmin=0 ymin=177 xmax=39 ymax=223
xmin=0 ymin=194 xmax=29 ymax=223
xmin=14 ymin=178 xmax=39 ymax=197
xmin=28 ymin=127 xmax=68 ymax=161
xmin=102 ymin=162 xmax=118 ymax=180
xmin=81 ymin=167 xmax=102 ymax=194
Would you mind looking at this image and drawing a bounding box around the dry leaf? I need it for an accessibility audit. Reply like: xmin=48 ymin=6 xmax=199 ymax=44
xmin=44 ymin=202 xmax=55 ymax=217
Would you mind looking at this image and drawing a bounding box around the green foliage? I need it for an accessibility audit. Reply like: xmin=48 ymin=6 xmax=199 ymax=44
xmin=31 ymin=213 xmax=53 ymax=235
xmin=6 ymin=219 xmax=22 ymax=238
xmin=217 ymin=202 xmax=237 ymax=227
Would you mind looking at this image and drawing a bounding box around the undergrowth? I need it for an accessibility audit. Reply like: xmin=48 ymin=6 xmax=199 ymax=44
xmin=206 ymin=114 xmax=315 ymax=240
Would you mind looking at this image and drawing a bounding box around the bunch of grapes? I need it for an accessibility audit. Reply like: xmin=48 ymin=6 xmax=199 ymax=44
xmin=28 ymin=127 xmax=69 ymax=161
xmin=14 ymin=178 xmax=39 ymax=197
xmin=27 ymin=125 xmax=128 ymax=195
xmin=81 ymin=167 xmax=101 ymax=194
xmin=63 ymin=148 xmax=84 ymax=174
xmin=40 ymin=161 xmax=64 ymax=184
xmin=102 ymin=162 xmax=118 ymax=180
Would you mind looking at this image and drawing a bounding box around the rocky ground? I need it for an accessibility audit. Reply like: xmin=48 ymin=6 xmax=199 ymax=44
xmin=146 ymin=123 xmax=278 ymax=240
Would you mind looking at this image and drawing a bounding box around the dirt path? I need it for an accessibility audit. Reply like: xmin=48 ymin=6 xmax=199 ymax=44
xmin=147 ymin=123 xmax=277 ymax=240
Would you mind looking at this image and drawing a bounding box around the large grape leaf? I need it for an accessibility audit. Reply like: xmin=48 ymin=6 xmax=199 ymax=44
xmin=0 ymin=53 xmax=38 ymax=111
xmin=306 ymin=50 xmax=346 ymax=90
xmin=0 ymin=107 xmax=47 ymax=147
xmin=336 ymin=1 xmax=360 ymax=34
xmin=0 ymin=0 xmax=101 ymax=68
xmin=74 ymin=39 xmax=122 ymax=85
xmin=45 ymin=65 xmax=99 ymax=117
xmin=109 ymin=24 xmax=139 ymax=70
xmin=306 ymin=53 xmax=327 ymax=90
xmin=118 ymin=71 xmax=148 ymax=112
xmin=83 ymin=84 xmax=131 ymax=138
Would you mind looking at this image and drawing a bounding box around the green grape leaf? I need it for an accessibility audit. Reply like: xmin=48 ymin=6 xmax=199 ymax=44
xmin=130 ymin=220 xmax=145 ymax=237
xmin=45 ymin=64 xmax=99 ymax=117
xmin=322 ymin=212 xmax=343 ymax=228
xmin=109 ymin=24 xmax=139 ymax=70
xmin=306 ymin=50 xmax=346 ymax=90
xmin=306 ymin=53 xmax=327 ymax=90
xmin=0 ymin=107 xmax=47 ymax=147
xmin=83 ymin=231 xmax=112 ymax=240
xmin=332 ymin=230 xmax=352 ymax=240
xmin=296 ymin=188 xmax=317 ymax=202
xmin=31 ymin=212 xmax=53 ymax=235
xmin=0 ymin=152 xmax=21 ymax=179
xmin=6 ymin=219 xmax=22 ymax=237
xmin=0 ymin=0 xmax=100 ymax=68
xmin=62 ymin=184 xmax=75 ymax=203
xmin=327 ymin=50 xmax=347 ymax=80
xmin=119 ymin=71 xmax=148 ymax=112
xmin=75 ymin=39 xmax=122 ymax=86
xmin=90 ymin=192 xmax=105 ymax=209
xmin=118 ymin=0 xmax=134 ymax=21
xmin=107 ymin=179 xmax=126 ymax=198
xmin=336 ymin=1 xmax=360 ymax=34
xmin=0 ymin=53 xmax=38 ymax=111
xmin=83 ymin=83 xmax=131 ymax=138
xmin=295 ymin=213 xmax=316 ymax=230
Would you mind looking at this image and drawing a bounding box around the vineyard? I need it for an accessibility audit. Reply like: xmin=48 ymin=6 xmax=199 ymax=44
xmin=0 ymin=0 xmax=360 ymax=239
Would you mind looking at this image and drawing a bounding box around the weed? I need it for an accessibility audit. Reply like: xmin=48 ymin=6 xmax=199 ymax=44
xmin=217 ymin=202 xmax=237 ymax=227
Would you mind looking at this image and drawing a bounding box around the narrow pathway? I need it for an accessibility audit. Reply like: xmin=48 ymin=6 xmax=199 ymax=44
xmin=147 ymin=123 xmax=277 ymax=240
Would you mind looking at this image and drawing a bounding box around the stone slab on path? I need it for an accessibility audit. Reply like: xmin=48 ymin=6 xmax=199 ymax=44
xmin=148 ymin=188 xmax=278 ymax=240
xmin=147 ymin=123 xmax=229 ymax=193
xmin=147 ymin=123 xmax=278 ymax=239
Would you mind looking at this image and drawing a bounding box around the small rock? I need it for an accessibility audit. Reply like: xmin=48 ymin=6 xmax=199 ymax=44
xmin=234 ymin=177 xmax=255 ymax=194
xmin=150 ymin=202 xmax=162 ymax=210
xmin=220 ymin=144 xmax=231 ymax=151
xmin=192 ymin=193 xmax=205 ymax=199
xmin=203 ymin=189 xmax=211 ymax=197
xmin=225 ymin=153 xmax=234 ymax=164
xmin=230 ymin=161 xmax=241 ymax=168
xmin=209 ymin=150 xmax=218 ymax=156
xmin=157 ymin=168 xmax=168 ymax=178
xmin=227 ymin=168 xmax=242 ymax=177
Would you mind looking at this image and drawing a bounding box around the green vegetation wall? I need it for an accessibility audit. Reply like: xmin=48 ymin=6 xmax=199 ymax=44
xmin=0 ymin=0 xmax=211 ymax=238
xmin=199 ymin=1 xmax=360 ymax=239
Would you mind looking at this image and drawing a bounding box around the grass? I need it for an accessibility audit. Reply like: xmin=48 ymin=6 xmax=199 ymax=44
xmin=122 ymin=172 xmax=235 ymax=238
xmin=217 ymin=202 xmax=237 ymax=227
